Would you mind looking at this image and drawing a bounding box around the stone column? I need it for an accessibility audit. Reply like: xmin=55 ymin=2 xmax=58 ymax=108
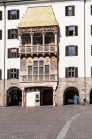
xmin=19 ymin=35 xmax=22 ymax=46
xmin=22 ymin=90 xmax=24 ymax=107
xmin=53 ymin=90 xmax=56 ymax=106
xmin=55 ymin=33 xmax=57 ymax=45
xmin=42 ymin=33 xmax=45 ymax=45
xmin=31 ymin=34 xmax=33 ymax=46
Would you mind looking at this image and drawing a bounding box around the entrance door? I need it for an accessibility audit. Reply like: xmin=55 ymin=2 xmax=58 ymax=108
xmin=8 ymin=89 xmax=22 ymax=106
xmin=42 ymin=88 xmax=53 ymax=105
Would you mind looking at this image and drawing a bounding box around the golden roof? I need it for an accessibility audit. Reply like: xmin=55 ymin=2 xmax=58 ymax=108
xmin=18 ymin=6 xmax=58 ymax=28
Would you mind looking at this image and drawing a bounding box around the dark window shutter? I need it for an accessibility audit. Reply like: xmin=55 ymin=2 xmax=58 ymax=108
xmin=75 ymin=46 xmax=78 ymax=56
xmin=8 ymin=48 xmax=11 ymax=58
xmin=91 ymin=45 xmax=92 ymax=55
xmin=65 ymin=6 xmax=68 ymax=16
xmin=7 ymin=69 xmax=11 ymax=79
xmin=8 ymin=29 xmax=11 ymax=39
xmin=8 ymin=10 xmax=10 ymax=20
xmin=17 ymin=10 xmax=19 ymax=19
xmin=91 ymin=67 xmax=92 ymax=78
xmin=0 ymin=30 xmax=2 ymax=40
xmin=91 ymin=5 xmax=92 ymax=15
xmin=16 ymin=69 xmax=19 ymax=79
xmin=17 ymin=48 xmax=19 ymax=58
xmin=0 ymin=11 xmax=2 ymax=20
xmin=91 ymin=25 xmax=92 ymax=35
xmin=65 ymin=67 xmax=69 ymax=78
xmin=72 ymin=6 xmax=75 ymax=16
xmin=75 ymin=26 xmax=78 ymax=36
xmin=75 ymin=67 xmax=78 ymax=78
xmin=66 ymin=26 xmax=68 ymax=36
xmin=0 ymin=69 xmax=2 ymax=80
xmin=65 ymin=46 xmax=69 ymax=56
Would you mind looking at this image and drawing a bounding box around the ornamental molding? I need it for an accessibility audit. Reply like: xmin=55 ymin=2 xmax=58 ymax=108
xmin=18 ymin=26 xmax=58 ymax=35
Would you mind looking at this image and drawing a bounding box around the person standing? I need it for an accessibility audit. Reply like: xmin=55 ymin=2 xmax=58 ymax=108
xmin=73 ymin=94 xmax=79 ymax=105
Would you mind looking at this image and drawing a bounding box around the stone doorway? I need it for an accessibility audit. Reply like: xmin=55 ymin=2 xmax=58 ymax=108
xmin=7 ymin=87 xmax=22 ymax=106
xmin=64 ymin=87 xmax=79 ymax=105
xmin=40 ymin=88 xmax=53 ymax=105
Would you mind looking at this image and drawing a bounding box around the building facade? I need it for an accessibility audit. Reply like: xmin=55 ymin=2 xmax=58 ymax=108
xmin=0 ymin=0 xmax=92 ymax=106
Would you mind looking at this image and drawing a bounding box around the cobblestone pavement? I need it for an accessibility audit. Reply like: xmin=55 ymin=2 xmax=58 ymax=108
xmin=0 ymin=105 xmax=92 ymax=139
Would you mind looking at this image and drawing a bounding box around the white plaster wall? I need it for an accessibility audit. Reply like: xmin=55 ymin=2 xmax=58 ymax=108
xmin=85 ymin=2 xmax=92 ymax=77
xmin=0 ymin=1 xmax=91 ymax=80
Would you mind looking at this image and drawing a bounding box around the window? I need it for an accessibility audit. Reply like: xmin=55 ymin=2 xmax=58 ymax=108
xmin=65 ymin=67 xmax=78 ymax=78
xmin=0 ymin=11 xmax=2 ymax=20
xmin=8 ymin=48 xmax=19 ymax=58
xmin=0 ymin=69 xmax=2 ymax=80
xmin=66 ymin=26 xmax=78 ymax=36
xmin=91 ymin=5 xmax=92 ymax=15
xmin=8 ymin=10 xmax=19 ymax=20
xmin=8 ymin=29 xmax=18 ymax=39
xmin=0 ymin=30 xmax=2 ymax=40
xmin=7 ymin=69 xmax=19 ymax=79
xmin=65 ymin=6 xmax=75 ymax=16
xmin=65 ymin=45 xmax=78 ymax=56
xmin=28 ymin=61 xmax=49 ymax=75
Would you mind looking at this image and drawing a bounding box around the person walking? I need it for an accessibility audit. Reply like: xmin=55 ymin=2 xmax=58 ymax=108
xmin=73 ymin=94 xmax=79 ymax=105
xmin=18 ymin=97 xmax=22 ymax=107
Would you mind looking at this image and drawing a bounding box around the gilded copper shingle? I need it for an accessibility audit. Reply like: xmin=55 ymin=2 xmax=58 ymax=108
xmin=18 ymin=6 xmax=58 ymax=27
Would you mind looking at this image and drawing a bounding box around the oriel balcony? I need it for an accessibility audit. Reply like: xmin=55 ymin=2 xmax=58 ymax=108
xmin=19 ymin=32 xmax=58 ymax=55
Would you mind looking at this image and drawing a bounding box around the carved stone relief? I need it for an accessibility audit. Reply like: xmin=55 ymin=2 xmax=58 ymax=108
xmin=44 ymin=57 xmax=50 ymax=65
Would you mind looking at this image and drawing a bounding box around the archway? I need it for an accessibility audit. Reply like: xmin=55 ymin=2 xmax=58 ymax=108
xmin=90 ymin=89 xmax=92 ymax=104
xmin=41 ymin=87 xmax=53 ymax=105
xmin=7 ymin=87 xmax=22 ymax=106
xmin=64 ymin=87 xmax=79 ymax=105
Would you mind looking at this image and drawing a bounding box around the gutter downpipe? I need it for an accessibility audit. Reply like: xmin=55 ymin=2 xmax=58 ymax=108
xmin=84 ymin=0 xmax=86 ymax=104
xmin=3 ymin=1 xmax=6 ymax=106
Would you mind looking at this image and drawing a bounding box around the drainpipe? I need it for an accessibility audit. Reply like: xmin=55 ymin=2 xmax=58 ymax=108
xmin=84 ymin=0 xmax=86 ymax=104
xmin=3 ymin=1 xmax=6 ymax=106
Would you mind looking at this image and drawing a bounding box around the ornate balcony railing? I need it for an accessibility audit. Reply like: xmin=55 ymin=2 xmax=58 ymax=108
xmin=19 ymin=45 xmax=57 ymax=54
xmin=20 ymin=75 xmax=57 ymax=82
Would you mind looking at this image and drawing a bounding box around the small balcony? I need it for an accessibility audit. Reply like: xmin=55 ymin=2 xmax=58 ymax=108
xmin=19 ymin=45 xmax=57 ymax=54
xmin=20 ymin=74 xmax=57 ymax=82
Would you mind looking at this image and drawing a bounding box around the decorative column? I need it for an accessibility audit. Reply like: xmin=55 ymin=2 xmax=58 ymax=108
xmin=53 ymin=89 xmax=56 ymax=106
xmin=55 ymin=33 xmax=57 ymax=45
xmin=22 ymin=90 xmax=24 ymax=107
xmin=42 ymin=33 xmax=45 ymax=45
xmin=31 ymin=34 xmax=33 ymax=46
xmin=19 ymin=34 xmax=22 ymax=46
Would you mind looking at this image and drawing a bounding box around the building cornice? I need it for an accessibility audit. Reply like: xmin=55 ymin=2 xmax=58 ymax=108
xmin=0 ymin=0 xmax=84 ymax=6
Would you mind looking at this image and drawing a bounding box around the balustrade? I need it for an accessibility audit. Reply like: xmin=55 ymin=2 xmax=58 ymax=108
xmin=19 ymin=45 xmax=57 ymax=53
xmin=20 ymin=75 xmax=57 ymax=82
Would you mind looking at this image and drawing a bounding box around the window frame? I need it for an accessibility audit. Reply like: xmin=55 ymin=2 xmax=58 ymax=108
xmin=66 ymin=26 xmax=78 ymax=37
xmin=8 ymin=48 xmax=19 ymax=58
xmin=7 ymin=69 xmax=19 ymax=79
xmin=28 ymin=61 xmax=49 ymax=75
xmin=65 ymin=67 xmax=78 ymax=78
xmin=8 ymin=29 xmax=18 ymax=39
xmin=0 ymin=30 xmax=2 ymax=40
xmin=65 ymin=5 xmax=75 ymax=16
xmin=65 ymin=45 xmax=78 ymax=56
xmin=8 ymin=10 xmax=19 ymax=20
xmin=0 ymin=11 xmax=2 ymax=20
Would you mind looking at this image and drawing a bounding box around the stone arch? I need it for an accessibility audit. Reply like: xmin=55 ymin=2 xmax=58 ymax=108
xmin=90 ymin=89 xmax=92 ymax=104
xmin=6 ymin=87 xmax=22 ymax=106
xmin=63 ymin=87 xmax=79 ymax=105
